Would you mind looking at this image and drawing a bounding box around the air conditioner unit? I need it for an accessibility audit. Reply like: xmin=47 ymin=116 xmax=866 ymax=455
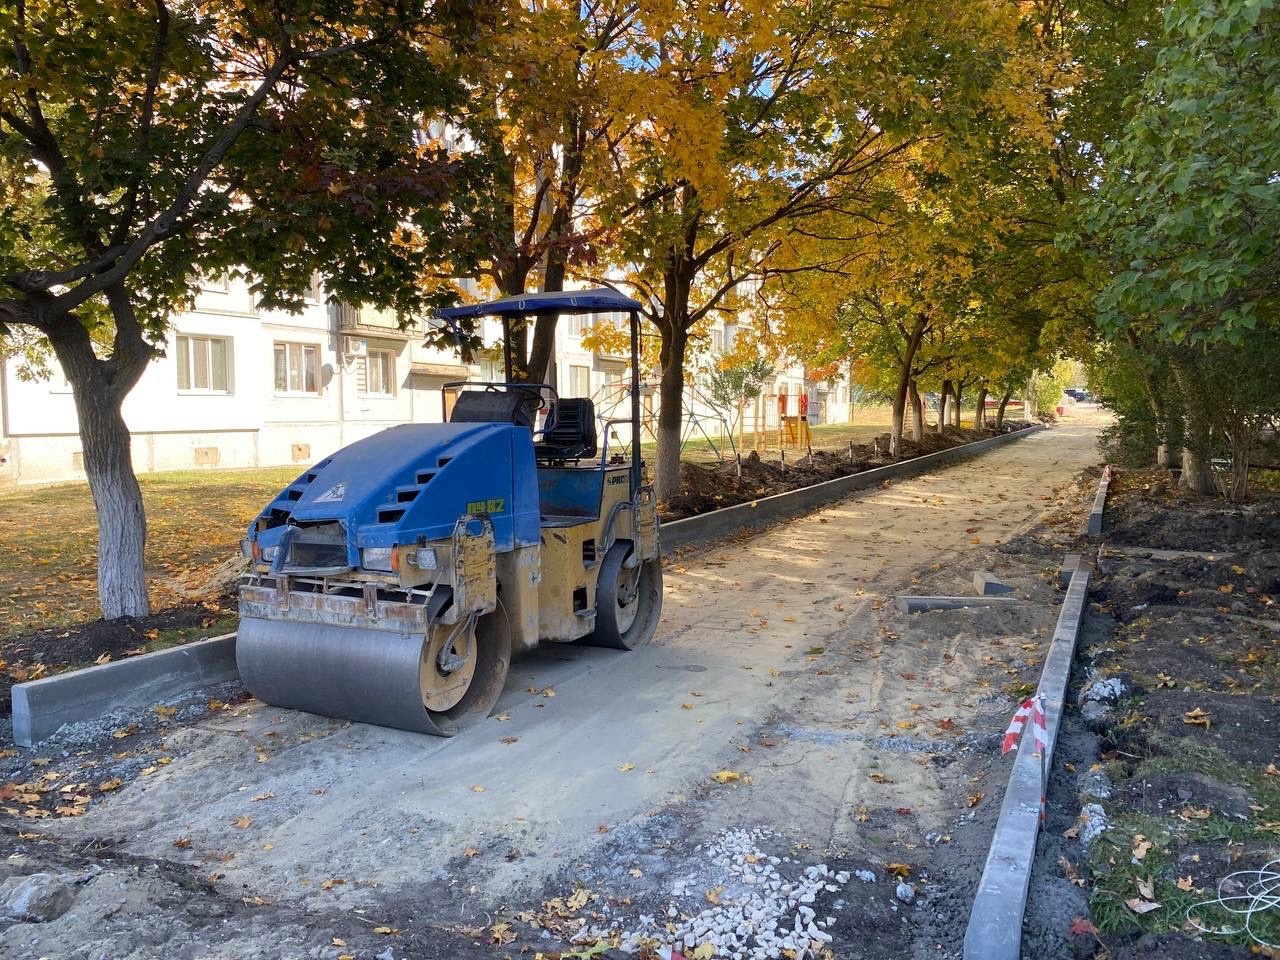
xmin=344 ymin=337 xmax=367 ymax=357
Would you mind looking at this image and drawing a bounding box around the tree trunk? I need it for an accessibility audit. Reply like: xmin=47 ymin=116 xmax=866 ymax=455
xmin=938 ymin=379 xmax=951 ymax=433
xmin=45 ymin=291 xmax=153 ymax=618
xmin=974 ymin=386 xmax=988 ymax=430
xmin=654 ymin=325 xmax=688 ymax=501
xmin=907 ymin=380 xmax=924 ymax=442
xmin=889 ymin=316 xmax=928 ymax=457
xmin=1172 ymin=362 xmax=1216 ymax=495
xmin=952 ymin=382 xmax=963 ymax=428
xmin=995 ymin=389 xmax=1013 ymax=429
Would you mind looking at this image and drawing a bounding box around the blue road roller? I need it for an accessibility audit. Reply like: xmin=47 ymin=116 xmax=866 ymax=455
xmin=236 ymin=289 xmax=662 ymax=735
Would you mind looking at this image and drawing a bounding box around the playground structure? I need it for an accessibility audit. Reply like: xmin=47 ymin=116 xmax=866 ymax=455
xmin=592 ymin=380 xmax=826 ymax=463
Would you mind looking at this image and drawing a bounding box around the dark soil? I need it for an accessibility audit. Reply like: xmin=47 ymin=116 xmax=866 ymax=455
xmin=659 ymin=424 xmax=1028 ymax=521
xmin=0 ymin=593 xmax=235 ymax=714
xmin=1056 ymin=467 xmax=1280 ymax=959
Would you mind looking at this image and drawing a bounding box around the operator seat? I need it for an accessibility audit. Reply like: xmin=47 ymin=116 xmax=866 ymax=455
xmin=536 ymin=398 xmax=597 ymax=462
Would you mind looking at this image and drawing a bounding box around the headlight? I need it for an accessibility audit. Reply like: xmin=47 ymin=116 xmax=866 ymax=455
xmin=407 ymin=548 xmax=437 ymax=570
xmin=361 ymin=547 xmax=395 ymax=572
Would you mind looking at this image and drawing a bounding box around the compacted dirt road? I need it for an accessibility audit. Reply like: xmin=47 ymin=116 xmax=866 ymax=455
xmin=1 ymin=418 xmax=1108 ymax=960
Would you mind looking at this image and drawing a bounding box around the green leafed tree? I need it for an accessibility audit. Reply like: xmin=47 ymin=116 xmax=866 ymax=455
xmin=0 ymin=0 xmax=493 ymax=618
xmin=1082 ymin=0 xmax=1280 ymax=346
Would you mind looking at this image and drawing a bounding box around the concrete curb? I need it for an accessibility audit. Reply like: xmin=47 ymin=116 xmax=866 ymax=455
xmin=1086 ymin=464 xmax=1112 ymax=535
xmin=963 ymin=565 xmax=1092 ymax=960
xmin=11 ymin=634 xmax=237 ymax=748
xmin=894 ymin=596 xmax=1022 ymax=614
xmin=661 ymin=425 xmax=1045 ymax=554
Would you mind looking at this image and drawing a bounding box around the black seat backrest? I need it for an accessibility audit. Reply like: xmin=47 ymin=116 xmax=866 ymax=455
xmin=450 ymin=390 xmax=537 ymax=428
xmin=537 ymin=398 xmax=597 ymax=461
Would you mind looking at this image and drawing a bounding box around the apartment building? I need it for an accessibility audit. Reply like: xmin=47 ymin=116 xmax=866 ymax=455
xmin=0 ymin=280 xmax=850 ymax=487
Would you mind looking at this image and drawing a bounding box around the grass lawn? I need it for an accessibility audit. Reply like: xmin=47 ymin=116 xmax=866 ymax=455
xmin=637 ymin=412 xmax=896 ymax=465
xmin=0 ymin=466 xmax=299 ymax=639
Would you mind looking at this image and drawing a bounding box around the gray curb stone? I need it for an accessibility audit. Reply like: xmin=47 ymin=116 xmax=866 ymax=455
xmin=963 ymin=566 xmax=1092 ymax=960
xmin=1086 ymin=465 xmax=1112 ymax=535
xmin=11 ymin=634 xmax=237 ymax=747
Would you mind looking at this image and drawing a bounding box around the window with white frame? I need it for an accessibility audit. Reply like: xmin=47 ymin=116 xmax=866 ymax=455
xmin=177 ymin=335 xmax=233 ymax=393
xmin=273 ymin=342 xmax=320 ymax=394
xmin=569 ymin=364 xmax=590 ymax=398
xmin=363 ymin=348 xmax=396 ymax=396
xmin=566 ymin=313 xmax=588 ymax=336
xmin=710 ymin=328 xmax=724 ymax=354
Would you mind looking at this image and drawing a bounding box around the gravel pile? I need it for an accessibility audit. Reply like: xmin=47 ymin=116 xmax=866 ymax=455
xmin=580 ymin=827 xmax=852 ymax=959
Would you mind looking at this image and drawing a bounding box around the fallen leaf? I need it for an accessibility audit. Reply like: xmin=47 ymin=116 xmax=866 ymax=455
xmin=705 ymin=885 xmax=724 ymax=905
xmin=1069 ymin=916 xmax=1096 ymax=936
xmin=542 ymin=687 xmax=556 ymax=698
xmin=242 ymin=895 xmax=271 ymax=906
xmin=331 ymin=939 xmax=347 ymax=948
xmin=173 ymin=837 xmax=192 ymax=849
xmin=251 ymin=791 xmax=275 ymax=802
xmin=618 ymin=763 xmax=635 ymax=773
xmin=320 ymin=878 xmax=346 ymax=890
xmin=681 ymin=703 xmax=694 ymax=710
xmin=470 ymin=784 xmax=486 ymax=793
xmin=494 ymin=713 xmax=511 ymax=722
xmin=232 ymin=815 xmax=253 ymax=829
xmin=1182 ymin=708 xmax=1212 ymax=730
xmin=967 ymin=792 xmax=985 ymax=808
xmin=855 ymin=806 xmax=870 ymax=822
xmin=500 ymin=736 xmax=519 ymax=745
xmin=95 ymin=652 xmax=112 ymax=665
xmin=710 ymin=770 xmax=741 ymax=784
xmin=98 ymin=778 xmax=123 ymax=792
xmin=31 ymin=757 xmax=52 ymax=766
xmin=692 ymin=944 xmax=715 ymax=960
xmin=1126 ymin=897 xmax=1159 ymax=914
xmin=1264 ymin=763 xmax=1279 ymax=777
xmin=1176 ymin=875 xmax=1195 ymax=892
xmin=1132 ymin=835 xmax=1153 ymax=861
xmin=629 ymin=868 xmax=643 ymax=878
xmin=463 ymin=847 xmax=478 ymax=858
xmin=886 ymin=862 xmax=911 ymax=878
xmin=155 ymin=705 xmax=177 ymax=719
xmin=1137 ymin=876 xmax=1155 ymax=900
xmin=869 ymin=772 xmax=893 ymax=784
xmin=374 ymin=926 xmax=400 ymax=936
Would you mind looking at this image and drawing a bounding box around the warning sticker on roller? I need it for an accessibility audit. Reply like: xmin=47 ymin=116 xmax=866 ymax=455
xmin=314 ymin=482 xmax=346 ymax=503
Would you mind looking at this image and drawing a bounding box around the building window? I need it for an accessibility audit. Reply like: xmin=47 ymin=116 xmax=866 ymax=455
xmin=567 ymin=314 xmax=588 ymax=336
xmin=363 ymin=349 xmax=396 ymax=396
xmin=201 ymin=272 xmax=231 ymax=293
xmin=177 ymin=335 xmax=232 ymax=393
xmin=710 ymin=328 xmax=724 ymax=353
xmin=569 ymin=364 xmax=590 ymax=398
xmin=274 ymin=342 xmax=320 ymax=394
xmin=305 ymin=273 xmax=324 ymax=303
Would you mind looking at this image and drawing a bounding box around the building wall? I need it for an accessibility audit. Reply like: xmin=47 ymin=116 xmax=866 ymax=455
xmin=0 ymin=277 xmax=476 ymax=487
xmin=0 ymin=283 xmax=854 ymax=488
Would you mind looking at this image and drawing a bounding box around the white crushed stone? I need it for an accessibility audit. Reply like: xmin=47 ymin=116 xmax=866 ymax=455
xmin=1077 ymin=803 xmax=1109 ymax=845
xmin=578 ymin=827 xmax=851 ymax=959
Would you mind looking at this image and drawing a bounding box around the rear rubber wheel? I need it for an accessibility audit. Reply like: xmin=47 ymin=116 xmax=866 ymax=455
xmin=586 ymin=541 xmax=662 ymax=650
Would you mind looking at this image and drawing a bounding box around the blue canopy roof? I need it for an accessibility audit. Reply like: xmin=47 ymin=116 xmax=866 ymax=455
xmin=435 ymin=288 xmax=642 ymax=320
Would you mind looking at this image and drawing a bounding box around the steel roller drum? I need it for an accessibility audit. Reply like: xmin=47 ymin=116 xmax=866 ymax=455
xmin=237 ymin=617 xmax=506 ymax=737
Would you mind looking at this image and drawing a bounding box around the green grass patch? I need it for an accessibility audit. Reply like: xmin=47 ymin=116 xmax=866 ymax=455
xmin=0 ymin=466 xmax=296 ymax=637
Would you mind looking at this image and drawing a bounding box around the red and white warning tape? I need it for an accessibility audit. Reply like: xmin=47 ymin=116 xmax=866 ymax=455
xmin=1001 ymin=694 xmax=1047 ymax=755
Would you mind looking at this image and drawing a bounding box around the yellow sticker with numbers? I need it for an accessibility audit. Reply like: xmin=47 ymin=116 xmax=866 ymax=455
xmin=466 ymin=499 xmax=505 ymax=515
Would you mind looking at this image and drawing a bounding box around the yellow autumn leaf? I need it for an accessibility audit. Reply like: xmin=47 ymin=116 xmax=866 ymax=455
xmin=618 ymin=762 xmax=636 ymax=773
xmin=711 ymin=770 xmax=741 ymax=784
xmin=692 ymin=944 xmax=715 ymax=960
xmin=98 ymin=778 xmax=123 ymax=792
